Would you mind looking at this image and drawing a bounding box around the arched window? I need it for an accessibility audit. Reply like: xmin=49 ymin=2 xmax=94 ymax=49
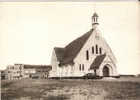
xmin=99 ymin=47 xmax=102 ymax=54
xmin=96 ymin=44 xmax=98 ymax=54
xmin=92 ymin=46 xmax=94 ymax=54
xmin=86 ymin=50 xmax=89 ymax=60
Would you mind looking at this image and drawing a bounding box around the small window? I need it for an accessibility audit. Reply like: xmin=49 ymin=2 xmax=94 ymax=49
xmin=99 ymin=47 xmax=102 ymax=54
xmin=82 ymin=64 xmax=84 ymax=71
xmin=86 ymin=50 xmax=89 ymax=60
xmin=92 ymin=46 xmax=94 ymax=54
xmin=96 ymin=44 xmax=98 ymax=54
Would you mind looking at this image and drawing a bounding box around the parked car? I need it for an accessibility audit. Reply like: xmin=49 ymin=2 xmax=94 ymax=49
xmin=82 ymin=73 xmax=102 ymax=79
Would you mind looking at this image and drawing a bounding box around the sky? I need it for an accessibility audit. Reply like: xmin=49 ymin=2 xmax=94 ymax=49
xmin=0 ymin=1 xmax=140 ymax=75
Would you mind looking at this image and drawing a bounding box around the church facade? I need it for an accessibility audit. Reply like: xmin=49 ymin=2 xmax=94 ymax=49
xmin=50 ymin=12 xmax=118 ymax=78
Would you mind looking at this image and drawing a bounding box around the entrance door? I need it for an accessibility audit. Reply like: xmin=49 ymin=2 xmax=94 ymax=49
xmin=103 ymin=66 xmax=109 ymax=77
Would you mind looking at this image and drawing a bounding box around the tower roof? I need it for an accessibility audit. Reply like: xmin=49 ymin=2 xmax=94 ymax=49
xmin=92 ymin=12 xmax=99 ymax=17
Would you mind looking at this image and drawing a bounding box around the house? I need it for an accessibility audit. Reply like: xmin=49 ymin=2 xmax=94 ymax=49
xmin=6 ymin=64 xmax=52 ymax=80
xmin=0 ymin=70 xmax=7 ymax=80
xmin=6 ymin=64 xmax=23 ymax=80
xmin=23 ymin=64 xmax=52 ymax=79
xmin=50 ymin=12 xmax=119 ymax=78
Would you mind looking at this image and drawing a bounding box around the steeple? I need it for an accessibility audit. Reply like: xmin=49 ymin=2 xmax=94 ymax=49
xmin=92 ymin=12 xmax=99 ymax=29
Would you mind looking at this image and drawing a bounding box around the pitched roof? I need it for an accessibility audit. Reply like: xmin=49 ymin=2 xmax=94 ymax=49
xmin=90 ymin=54 xmax=106 ymax=70
xmin=54 ymin=29 xmax=94 ymax=65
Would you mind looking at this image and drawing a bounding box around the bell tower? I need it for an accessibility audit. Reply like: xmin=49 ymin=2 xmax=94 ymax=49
xmin=92 ymin=12 xmax=99 ymax=29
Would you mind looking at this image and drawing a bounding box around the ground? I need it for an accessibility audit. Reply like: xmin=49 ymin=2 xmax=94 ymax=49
xmin=1 ymin=77 xmax=140 ymax=100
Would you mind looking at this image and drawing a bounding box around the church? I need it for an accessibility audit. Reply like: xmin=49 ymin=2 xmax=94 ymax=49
xmin=50 ymin=12 xmax=118 ymax=78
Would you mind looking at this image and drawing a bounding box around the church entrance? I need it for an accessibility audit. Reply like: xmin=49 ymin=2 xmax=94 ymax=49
xmin=103 ymin=66 xmax=109 ymax=77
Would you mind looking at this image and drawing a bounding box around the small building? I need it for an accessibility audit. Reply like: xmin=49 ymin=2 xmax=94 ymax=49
xmin=6 ymin=65 xmax=23 ymax=80
xmin=50 ymin=12 xmax=119 ymax=78
xmin=0 ymin=70 xmax=7 ymax=80
xmin=6 ymin=64 xmax=52 ymax=80
xmin=23 ymin=64 xmax=52 ymax=79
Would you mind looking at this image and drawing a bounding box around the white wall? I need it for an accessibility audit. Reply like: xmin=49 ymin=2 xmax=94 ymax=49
xmin=74 ymin=27 xmax=118 ymax=76
xmin=50 ymin=49 xmax=60 ymax=77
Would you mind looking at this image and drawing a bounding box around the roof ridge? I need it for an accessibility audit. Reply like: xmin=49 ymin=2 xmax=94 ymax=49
xmin=65 ymin=29 xmax=93 ymax=48
xmin=54 ymin=29 xmax=94 ymax=65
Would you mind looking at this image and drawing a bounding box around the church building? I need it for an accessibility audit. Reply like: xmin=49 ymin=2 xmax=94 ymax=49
xmin=50 ymin=12 xmax=118 ymax=78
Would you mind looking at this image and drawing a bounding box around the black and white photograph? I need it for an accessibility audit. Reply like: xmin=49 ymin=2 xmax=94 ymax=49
xmin=0 ymin=0 xmax=140 ymax=100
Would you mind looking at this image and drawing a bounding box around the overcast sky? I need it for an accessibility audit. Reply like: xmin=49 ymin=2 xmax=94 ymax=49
xmin=0 ymin=1 xmax=140 ymax=75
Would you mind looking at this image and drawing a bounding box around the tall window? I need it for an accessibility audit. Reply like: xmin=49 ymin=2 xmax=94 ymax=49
xmin=82 ymin=64 xmax=84 ymax=71
xmin=96 ymin=44 xmax=98 ymax=54
xmin=99 ymin=47 xmax=102 ymax=54
xmin=79 ymin=64 xmax=81 ymax=71
xmin=96 ymin=17 xmax=98 ymax=22
xmin=92 ymin=46 xmax=94 ymax=54
xmin=94 ymin=18 xmax=95 ymax=22
xmin=86 ymin=50 xmax=89 ymax=60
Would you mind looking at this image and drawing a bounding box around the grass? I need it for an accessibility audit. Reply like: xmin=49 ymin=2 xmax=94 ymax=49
xmin=1 ymin=77 xmax=140 ymax=100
